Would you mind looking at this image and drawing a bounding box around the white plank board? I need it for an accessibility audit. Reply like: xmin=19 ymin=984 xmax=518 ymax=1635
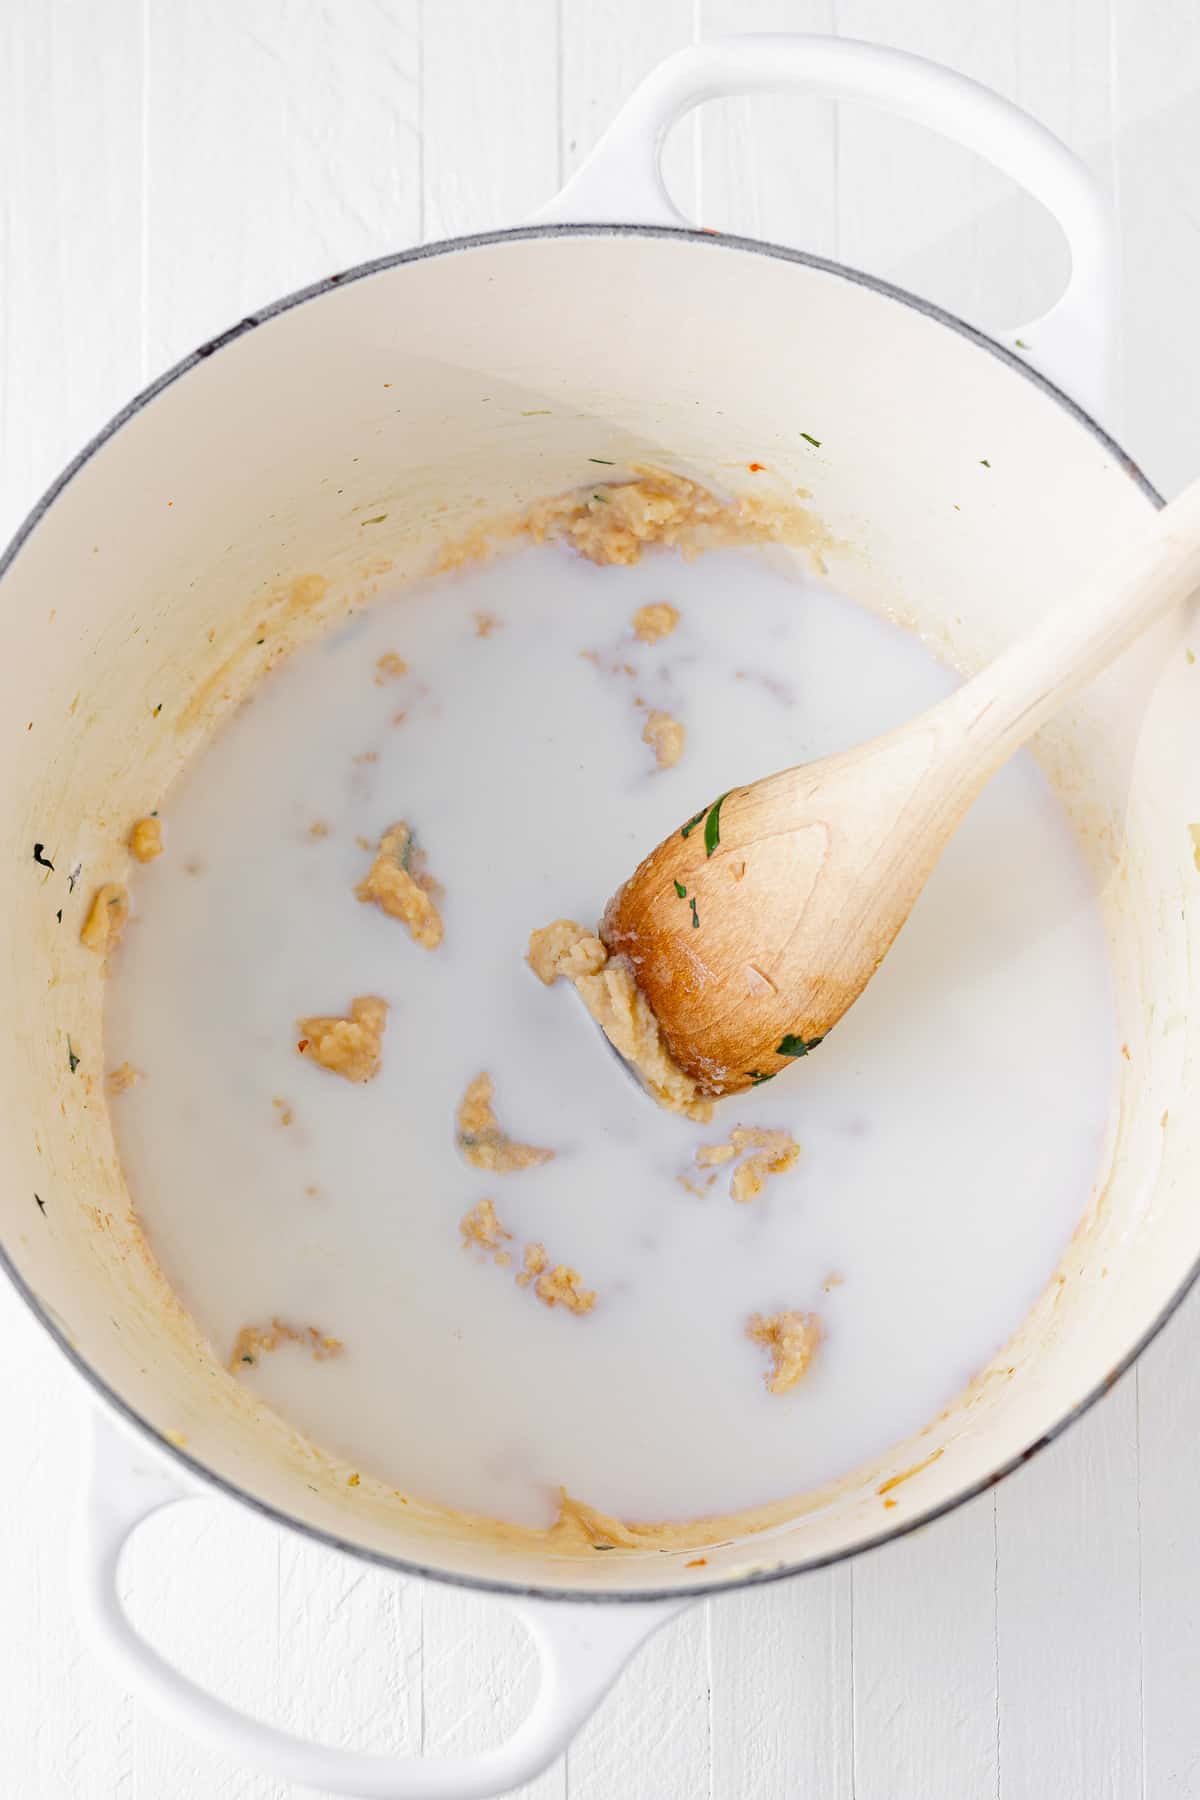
xmin=144 ymin=0 xmax=422 ymax=367
xmin=996 ymin=1376 xmax=1143 ymax=1798
xmin=1138 ymin=1284 xmax=1200 ymax=1799
xmin=852 ymin=1494 xmax=1000 ymax=1800
xmin=3 ymin=1 xmax=1200 ymax=1795
xmin=1113 ymin=0 xmax=1200 ymax=494
xmin=0 ymin=0 xmax=146 ymax=540
xmin=421 ymin=0 xmax=559 ymax=236
xmin=709 ymin=1569 xmax=853 ymax=1798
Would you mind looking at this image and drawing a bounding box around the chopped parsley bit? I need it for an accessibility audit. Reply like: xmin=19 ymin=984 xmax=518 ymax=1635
xmin=152 ymin=703 xmax=163 ymax=717
xmin=680 ymin=806 xmax=708 ymax=839
xmin=979 ymin=459 xmax=991 ymax=469
xmin=674 ymin=879 xmax=687 ymax=898
xmin=690 ymin=896 xmax=700 ymax=928
xmin=68 ymin=864 xmax=81 ymax=893
xmin=256 ymin=637 xmax=265 ymax=645
xmin=591 ymin=1542 xmax=615 ymax=1550
xmin=55 ymin=909 xmax=62 ymax=924
xmin=748 ymin=1069 xmax=778 ymax=1085
xmin=776 ymin=1032 xmax=825 ymax=1059
xmin=1015 ymin=338 xmax=1030 ymax=349
xmin=704 ymin=792 xmax=729 ymax=858
xmin=32 ymin=843 xmax=54 ymax=870
xmin=800 ymin=432 xmax=821 ymax=448
xmin=591 ymin=492 xmax=609 ymax=504
xmin=34 ymin=1194 xmax=45 ymax=1214
xmin=361 ymin=513 xmax=388 ymax=525
xmin=67 ymin=1037 xmax=81 ymax=1075
xmin=588 ymin=457 xmax=615 ymax=465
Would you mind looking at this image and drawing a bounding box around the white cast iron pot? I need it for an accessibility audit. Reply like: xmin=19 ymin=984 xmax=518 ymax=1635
xmin=1 ymin=35 xmax=1192 ymax=1799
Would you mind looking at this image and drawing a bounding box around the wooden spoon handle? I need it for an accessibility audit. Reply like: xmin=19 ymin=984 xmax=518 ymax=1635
xmin=941 ymin=473 xmax=1200 ymax=786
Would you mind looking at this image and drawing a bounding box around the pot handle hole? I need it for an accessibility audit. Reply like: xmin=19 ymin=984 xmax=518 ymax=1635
xmin=533 ymin=33 xmax=1116 ymax=422
xmin=76 ymin=1410 xmax=686 ymax=1800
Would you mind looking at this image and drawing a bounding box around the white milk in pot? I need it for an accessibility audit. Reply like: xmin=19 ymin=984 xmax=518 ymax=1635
xmin=103 ymin=471 xmax=1115 ymax=1535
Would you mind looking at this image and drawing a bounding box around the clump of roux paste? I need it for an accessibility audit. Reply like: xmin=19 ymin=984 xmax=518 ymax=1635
xmin=457 ymin=1073 xmax=555 ymax=1172
xmin=356 ymin=822 xmax=444 ymax=949
xmin=517 ymin=1241 xmax=548 ymax=1287
xmin=459 ymin=1198 xmax=513 ymax=1265
xmin=632 ymin=601 xmax=680 ymax=643
xmin=642 ymin=709 xmax=686 ymax=768
xmin=747 ymin=1311 xmax=821 ymax=1394
xmin=297 ymin=995 xmax=388 ymax=1083
xmin=696 ymin=1126 xmax=801 ymax=1202
xmin=527 ymin=919 xmax=712 ymax=1121
xmin=230 ymin=1319 xmax=344 ymax=1372
xmin=531 ymin=1258 xmax=596 ymax=1315
xmin=526 ymin=467 xmax=824 ymax=568
xmin=460 ymin=1205 xmax=595 ymax=1314
xmin=435 ymin=465 xmax=830 ymax=579
xmin=129 ymin=817 xmax=163 ymax=862
xmin=80 ymin=883 xmax=129 ymax=953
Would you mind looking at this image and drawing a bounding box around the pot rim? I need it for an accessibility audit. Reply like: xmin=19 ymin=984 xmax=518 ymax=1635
xmin=0 ymin=221 xmax=1178 ymax=1605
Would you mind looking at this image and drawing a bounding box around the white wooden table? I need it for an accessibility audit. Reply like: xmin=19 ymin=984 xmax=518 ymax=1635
xmin=4 ymin=4 xmax=1200 ymax=1795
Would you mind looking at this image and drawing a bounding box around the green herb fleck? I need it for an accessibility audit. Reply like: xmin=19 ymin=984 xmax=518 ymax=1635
xmin=67 ymin=1037 xmax=81 ymax=1075
xmin=361 ymin=513 xmax=388 ymax=525
xmin=68 ymin=864 xmax=81 ymax=894
xmin=56 ymin=909 xmax=62 ymax=923
xmin=800 ymin=431 xmax=822 ymax=448
xmin=980 ymin=459 xmax=991 ymax=469
xmin=588 ymin=458 xmax=615 ymax=465
xmin=256 ymin=637 xmax=265 ymax=645
xmin=34 ymin=1194 xmax=45 ymax=1215
xmin=776 ymin=1032 xmax=825 ymax=1059
xmin=673 ymin=879 xmax=687 ymax=898
xmin=592 ymin=492 xmax=609 ymax=504
xmin=32 ymin=843 xmax=54 ymax=870
xmin=680 ymin=806 xmax=707 ymax=839
xmin=241 ymin=1354 xmax=254 ymax=1365
xmin=748 ymin=1069 xmax=778 ymax=1085
xmin=1015 ymin=338 xmax=1030 ymax=349
xmin=394 ymin=827 xmax=416 ymax=874
xmin=152 ymin=703 xmax=163 ymax=717
xmin=591 ymin=1542 xmax=615 ymax=1550
xmin=690 ymin=896 xmax=700 ymax=928
xmin=704 ymin=792 xmax=729 ymax=858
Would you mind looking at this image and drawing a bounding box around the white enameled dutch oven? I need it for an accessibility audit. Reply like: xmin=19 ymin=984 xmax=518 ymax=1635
xmin=2 ymin=34 xmax=1193 ymax=1798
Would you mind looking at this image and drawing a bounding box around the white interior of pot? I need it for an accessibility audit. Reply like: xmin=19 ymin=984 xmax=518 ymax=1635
xmin=1 ymin=230 xmax=1195 ymax=1594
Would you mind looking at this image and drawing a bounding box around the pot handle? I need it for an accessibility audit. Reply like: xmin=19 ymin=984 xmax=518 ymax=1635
xmin=533 ymin=33 xmax=1116 ymax=421
xmin=76 ymin=1411 xmax=685 ymax=1799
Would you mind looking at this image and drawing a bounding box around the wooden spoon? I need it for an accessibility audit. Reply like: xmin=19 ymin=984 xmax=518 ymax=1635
xmin=602 ymin=477 xmax=1200 ymax=1097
